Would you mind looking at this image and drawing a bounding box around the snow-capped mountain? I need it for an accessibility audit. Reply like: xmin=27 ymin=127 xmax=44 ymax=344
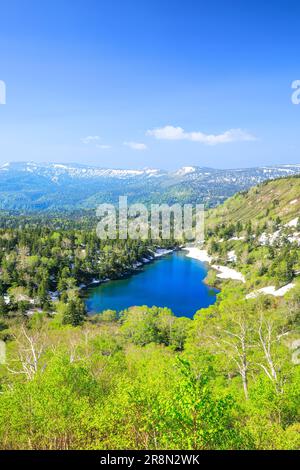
xmin=0 ymin=161 xmax=300 ymax=211
xmin=173 ymin=166 xmax=197 ymax=177
xmin=2 ymin=161 xmax=300 ymax=181
xmin=0 ymin=162 xmax=166 ymax=180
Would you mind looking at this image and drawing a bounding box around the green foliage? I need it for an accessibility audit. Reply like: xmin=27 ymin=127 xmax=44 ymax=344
xmin=0 ymin=177 xmax=299 ymax=450
xmin=120 ymin=306 xmax=191 ymax=350
xmin=62 ymin=298 xmax=86 ymax=326
xmin=0 ymin=287 xmax=298 ymax=451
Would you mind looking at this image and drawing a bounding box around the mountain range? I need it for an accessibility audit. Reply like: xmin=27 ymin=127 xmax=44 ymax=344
xmin=1 ymin=161 xmax=300 ymax=211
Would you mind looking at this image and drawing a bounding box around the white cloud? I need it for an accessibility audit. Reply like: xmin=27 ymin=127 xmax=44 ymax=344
xmin=123 ymin=141 xmax=147 ymax=151
xmin=81 ymin=135 xmax=100 ymax=144
xmin=96 ymin=144 xmax=111 ymax=150
xmin=146 ymin=125 xmax=256 ymax=145
xmin=147 ymin=126 xmax=185 ymax=141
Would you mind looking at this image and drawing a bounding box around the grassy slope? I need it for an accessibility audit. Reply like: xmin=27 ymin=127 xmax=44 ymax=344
xmin=206 ymin=175 xmax=300 ymax=229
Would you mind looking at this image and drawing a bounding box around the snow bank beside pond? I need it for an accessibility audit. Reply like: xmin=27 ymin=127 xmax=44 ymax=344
xmin=212 ymin=265 xmax=246 ymax=283
xmin=184 ymin=247 xmax=212 ymax=263
xmin=246 ymin=283 xmax=295 ymax=299
xmin=152 ymin=248 xmax=174 ymax=258
xmin=142 ymin=248 xmax=174 ymax=263
xmin=184 ymin=247 xmax=245 ymax=282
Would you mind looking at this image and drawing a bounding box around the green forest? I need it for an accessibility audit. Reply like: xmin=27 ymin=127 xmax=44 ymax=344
xmin=0 ymin=177 xmax=299 ymax=450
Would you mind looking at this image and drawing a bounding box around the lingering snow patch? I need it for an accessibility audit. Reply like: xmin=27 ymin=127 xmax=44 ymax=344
xmin=53 ymin=164 xmax=69 ymax=169
xmin=175 ymin=166 xmax=196 ymax=176
xmin=152 ymin=248 xmax=174 ymax=258
xmin=259 ymin=230 xmax=281 ymax=246
xmin=90 ymin=279 xmax=101 ymax=285
xmin=143 ymin=168 xmax=162 ymax=177
xmin=287 ymin=232 xmax=300 ymax=245
xmin=289 ymin=199 xmax=298 ymax=205
xmin=212 ymin=265 xmax=245 ymax=283
xmin=258 ymin=232 xmax=268 ymax=245
xmin=227 ymin=250 xmax=237 ymax=262
xmin=285 ymin=217 xmax=299 ymax=228
xmin=246 ymin=283 xmax=295 ymax=299
xmin=132 ymin=261 xmax=143 ymax=269
xmin=184 ymin=247 xmax=212 ymax=263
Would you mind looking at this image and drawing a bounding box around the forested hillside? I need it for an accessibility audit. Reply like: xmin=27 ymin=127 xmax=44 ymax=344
xmin=0 ymin=177 xmax=299 ymax=450
xmin=205 ymin=176 xmax=300 ymax=291
xmin=207 ymin=175 xmax=300 ymax=227
xmin=1 ymin=161 xmax=300 ymax=211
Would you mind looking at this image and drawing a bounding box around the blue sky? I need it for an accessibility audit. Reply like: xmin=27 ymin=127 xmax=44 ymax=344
xmin=0 ymin=0 xmax=300 ymax=169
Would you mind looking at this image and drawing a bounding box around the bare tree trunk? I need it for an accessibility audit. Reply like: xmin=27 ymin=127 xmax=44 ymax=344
xmin=258 ymin=317 xmax=278 ymax=384
xmin=241 ymin=368 xmax=248 ymax=400
xmin=241 ymin=336 xmax=249 ymax=399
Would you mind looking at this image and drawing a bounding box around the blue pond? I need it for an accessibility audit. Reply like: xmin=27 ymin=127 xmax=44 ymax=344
xmin=85 ymin=251 xmax=219 ymax=318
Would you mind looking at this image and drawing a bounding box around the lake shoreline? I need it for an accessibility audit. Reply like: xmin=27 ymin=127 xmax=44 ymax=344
xmin=182 ymin=246 xmax=221 ymax=289
xmin=84 ymin=248 xmax=218 ymax=317
xmin=183 ymin=246 xmax=245 ymax=286
xmin=80 ymin=246 xmax=178 ymax=292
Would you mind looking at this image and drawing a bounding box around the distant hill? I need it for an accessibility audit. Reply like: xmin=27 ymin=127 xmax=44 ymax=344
xmin=1 ymin=161 xmax=300 ymax=211
xmin=207 ymin=175 xmax=300 ymax=228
